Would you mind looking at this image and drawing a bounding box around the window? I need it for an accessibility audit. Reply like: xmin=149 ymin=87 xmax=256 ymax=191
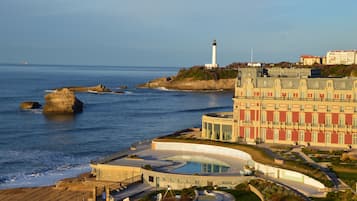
xmin=288 ymin=92 xmax=292 ymax=100
xmin=287 ymin=130 xmax=291 ymax=141
xmin=312 ymin=131 xmax=318 ymax=143
xmin=326 ymin=115 xmax=332 ymax=126
xmin=301 ymin=92 xmax=305 ymax=99
xmin=245 ymin=127 xmax=250 ymax=139
xmin=339 ymin=114 xmax=345 ymax=127
xmin=261 ymin=111 xmax=267 ymax=122
xmin=207 ymin=123 xmax=212 ymax=139
xmin=245 ymin=111 xmax=250 ymax=122
xmin=246 ymin=89 xmax=252 ymax=97
xmin=353 ymin=117 xmax=357 ymax=128
xmin=287 ymin=112 xmax=292 ymax=125
xmin=274 ymin=129 xmax=279 ymax=142
xmin=340 ymin=106 xmax=344 ymax=112
xmin=149 ymin=176 xmax=154 ymax=182
xmin=261 ymin=128 xmax=266 ymax=141
xmin=312 ymin=114 xmax=318 ymax=126
xmin=214 ymin=124 xmax=220 ymax=140
xmin=314 ymin=92 xmax=318 ymax=100
xmin=299 ymin=113 xmax=305 ymax=125
xmin=222 ymin=125 xmax=232 ymax=141
xmin=313 ymin=105 xmax=318 ymax=111
xmin=274 ymin=112 xmax=279 ymax=124
xmin=353 ymin=134 xmax=357 ymax=145
xmin=338 ymin=133 xmax=344 ymax=145
xmin=327 ymin=92 xmax=332 ymax=100
xmin=299 ymin=130 xmax=304 ymax=142
xmin=326 ymin=132 xmax=331 ymax=144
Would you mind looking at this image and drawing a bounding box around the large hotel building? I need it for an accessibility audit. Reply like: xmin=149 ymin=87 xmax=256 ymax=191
xmin=202 ymin=67 xmax=357 ymax=148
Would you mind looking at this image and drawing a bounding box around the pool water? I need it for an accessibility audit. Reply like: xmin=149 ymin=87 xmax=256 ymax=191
xmin=172 ymin=161 xmax=230 ymax=174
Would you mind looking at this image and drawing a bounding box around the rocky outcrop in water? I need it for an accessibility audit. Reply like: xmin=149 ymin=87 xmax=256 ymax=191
xmin=55 ymin=84 xmax=112 ymax=93
xmin=43 ymin=88 xmax=83 ymax=114
xmin=20 ymin=101 xmax=41 ymax=110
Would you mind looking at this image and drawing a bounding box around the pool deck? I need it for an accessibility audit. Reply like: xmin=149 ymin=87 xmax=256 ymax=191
xmin=107 ymin=146 xmax=248 ymax=175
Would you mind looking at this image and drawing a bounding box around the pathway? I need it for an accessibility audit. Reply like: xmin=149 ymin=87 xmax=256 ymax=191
xmin=291 ymin=147 xmax=349 ymax=190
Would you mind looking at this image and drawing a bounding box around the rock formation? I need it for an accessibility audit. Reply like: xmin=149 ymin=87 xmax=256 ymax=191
xmin=43 ymin=88 xmax=83 ymax=114
xmin=55 ymin=84 xmax=111 ymax=93
xmin=20 ymin=101 xmax=41 ymax=110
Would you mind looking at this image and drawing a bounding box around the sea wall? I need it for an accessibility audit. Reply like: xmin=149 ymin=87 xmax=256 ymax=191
xmin=90 ymin=164 xmax=141 ymax=182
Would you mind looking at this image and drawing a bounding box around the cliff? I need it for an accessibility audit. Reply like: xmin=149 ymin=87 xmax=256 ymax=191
xmin=43 ymin=88 xmax=83 ymax=114
xmin=139 ymin=77 xmax=236 ymax=91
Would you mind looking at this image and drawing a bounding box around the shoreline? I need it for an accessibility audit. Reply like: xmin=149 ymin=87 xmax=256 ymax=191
xmin=0 ymin=172 xmax=94 ymax=201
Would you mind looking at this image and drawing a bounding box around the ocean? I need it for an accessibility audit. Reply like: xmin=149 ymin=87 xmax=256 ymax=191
xmin=0 ymin=64 xmax=233 ymax=189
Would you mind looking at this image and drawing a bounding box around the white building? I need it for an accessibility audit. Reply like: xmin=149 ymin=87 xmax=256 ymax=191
xmin=205 ymin=40 xmax=219 ymax=69
xmin=326 ymin=50 xmax=357 ymax=65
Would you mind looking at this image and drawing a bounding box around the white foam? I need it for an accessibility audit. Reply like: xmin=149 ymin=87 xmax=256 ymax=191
xmin=0 ymin=164 xmax=90 ymax=189
xmin=155 ymin=87 xmax=176 ymax=91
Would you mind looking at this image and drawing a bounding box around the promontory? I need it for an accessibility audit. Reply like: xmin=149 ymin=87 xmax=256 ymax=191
xmin=138 ymin=66 xmax=238 ymax=91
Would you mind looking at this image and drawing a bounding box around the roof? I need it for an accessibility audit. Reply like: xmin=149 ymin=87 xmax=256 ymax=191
xmin=300 ymin=55 xmax=321 ymax=59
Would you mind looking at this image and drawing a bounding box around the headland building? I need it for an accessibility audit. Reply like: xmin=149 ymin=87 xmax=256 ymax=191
xmin=300 ymin=50 xmax=357 ymax=65
xmin=202 ymin=67 xmax=357 ymax=148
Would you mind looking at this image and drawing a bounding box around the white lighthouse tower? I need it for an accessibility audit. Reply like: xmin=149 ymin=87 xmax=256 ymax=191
xmin=205 ymin=40 xmax=219 ymax=69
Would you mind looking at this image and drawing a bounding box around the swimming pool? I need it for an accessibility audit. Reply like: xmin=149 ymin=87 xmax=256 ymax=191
xmin=172 ymin=161 xmax=230 ymax=174
xmin=165 ymin=155 xmax=231 ymax=174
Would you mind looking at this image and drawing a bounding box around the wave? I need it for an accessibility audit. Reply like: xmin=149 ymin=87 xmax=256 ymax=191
xmin=154 ymin=87 xmax=176 ymax=91
xmin=0 ymin=164 xmax=90 ymax=189
xmin=0 ymin=149 xmax=92 ymax=189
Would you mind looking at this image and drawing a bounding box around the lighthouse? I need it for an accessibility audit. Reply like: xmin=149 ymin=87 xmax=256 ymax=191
xmin=205 ymin=40 xmax=219 ymax=69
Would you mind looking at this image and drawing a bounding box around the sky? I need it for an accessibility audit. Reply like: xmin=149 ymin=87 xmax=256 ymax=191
xmin=0 ymin=0 xmax=357 ymax=67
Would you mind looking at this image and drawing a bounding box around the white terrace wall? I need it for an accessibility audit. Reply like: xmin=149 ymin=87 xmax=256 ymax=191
xmin=152 ymin=141 xmax=252 ymax=161
xmin=141 ymin=169 xmax=252 ymax=189
xmin=152 ymin=141 xmax=325 ymax=190
xmin=254 ymin=163 xmax=325 ymax=189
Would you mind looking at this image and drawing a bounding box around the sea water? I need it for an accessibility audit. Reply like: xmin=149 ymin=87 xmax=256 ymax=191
xmin=0 ymin=64 xmax=233 ymax=189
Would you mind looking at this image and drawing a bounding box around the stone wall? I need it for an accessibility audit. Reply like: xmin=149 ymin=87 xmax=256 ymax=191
xmin=90 ymin=164 xmax=141 ymax=182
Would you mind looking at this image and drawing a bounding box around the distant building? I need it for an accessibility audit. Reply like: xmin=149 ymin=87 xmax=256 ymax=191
xmin=205 ymin=40 xmax=219 ymax=69
xmin=247 ymin=62 xmax=262 ymax=67
xmin=202 ymin=67 xmax=357 ymax=148
xmin=326 ymin=50 xmax=357 ymax=65
xmin=300 ymin=55 xmax=322 ymax=65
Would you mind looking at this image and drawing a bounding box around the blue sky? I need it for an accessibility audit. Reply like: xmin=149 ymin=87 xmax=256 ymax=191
xmin=1 ymin=0 xmax=356 ymax=67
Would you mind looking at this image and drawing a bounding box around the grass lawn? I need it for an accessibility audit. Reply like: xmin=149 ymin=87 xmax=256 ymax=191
xmin=222 ymin=189 xmax=260 ymax=201
xmin=333 ymin=166 xmax=357 ymax=190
